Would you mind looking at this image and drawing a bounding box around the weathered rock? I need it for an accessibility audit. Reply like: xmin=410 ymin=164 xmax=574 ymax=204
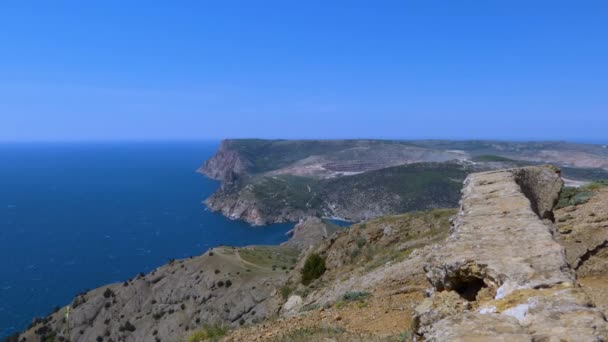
xmin=281 ymin=295 xmax=303 ymax=317
xmin=425 ymin=166 xmax=569 ymax=300
xmin=415 ymin=166 xmax=608 ymax=340
xmin=422 ymin=313 xmax=530 ymax=342
xmin=199 ymin=140 xmax=252 ymax=181
xmin=413 ymin=291 xmax=471 ymax=336
xmin=554 ymin=188 xmax=608 ymax=273
xmin=281 ymin=217 xmax=346 ymax=250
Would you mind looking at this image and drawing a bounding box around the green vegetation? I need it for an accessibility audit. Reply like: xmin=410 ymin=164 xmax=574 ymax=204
xmin=188 ymin=324 xmax=229 ymax=342
xmin=280 ymin=285 xmax=293 ymax=300
xmin=239 ymin=246 xmax=300 ymax=270
xmin=322 ymin=162 xmax=469 ymax=214
xmin=343 ymin=291 xmax=370 ymax=301
xmin=471 ymin=154 xmax=516 ymax=162
xmin=395 ymin=330 xmax=413 ymax=342
xmin=346 ymin=209 xmax=455 ymax=271
xmin=301 ymin=253 xmax=326 ymax=285
xmin=556 ymin=180 xmax=608 ymax=209
xmin=251 ymin=175 xmax=323 ymax=211
xmin=226 ymin=139 xmax=416 ymax=174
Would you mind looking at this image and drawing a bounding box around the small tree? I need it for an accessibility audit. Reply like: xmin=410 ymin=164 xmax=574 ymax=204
xmin=301 ymin=253 xmax=326 ymax=285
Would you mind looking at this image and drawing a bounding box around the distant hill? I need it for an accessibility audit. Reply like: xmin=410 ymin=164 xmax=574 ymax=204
xmin=199 ymin=139 xmax=608 ymax=225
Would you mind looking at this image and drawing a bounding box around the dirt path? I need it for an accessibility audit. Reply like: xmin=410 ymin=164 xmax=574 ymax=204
xmin=233 ymin=250 xmax=274 ymax=271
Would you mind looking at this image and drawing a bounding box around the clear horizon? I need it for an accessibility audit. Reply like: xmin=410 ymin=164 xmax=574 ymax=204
xmin=0 ymin=138 xmax=607 ymax=145
xmin=1 ymin=2 xmax=607 ymax=142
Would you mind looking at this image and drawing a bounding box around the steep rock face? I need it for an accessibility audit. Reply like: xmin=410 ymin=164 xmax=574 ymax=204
xmin=554 ymin=187 xmax=608 ymax=317
xmin=199 ymin=140 xmax=252 ymax=181
xmin=415 ymin=166 xmax=608 ymax=341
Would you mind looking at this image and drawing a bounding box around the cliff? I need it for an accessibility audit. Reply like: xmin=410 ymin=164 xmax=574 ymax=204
xmin=199 ymin=139 xmax=608 ymax=225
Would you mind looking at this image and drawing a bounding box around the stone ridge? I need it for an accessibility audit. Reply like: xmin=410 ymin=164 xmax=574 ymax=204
xmin=415 ymin=166 xmax=608 ymax=341
xmin=426 ymin=166 xmax=570 ymax=299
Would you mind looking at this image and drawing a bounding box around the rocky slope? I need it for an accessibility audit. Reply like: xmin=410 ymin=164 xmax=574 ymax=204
xmin=199 ymin=139 xmax=608 ymax=225
xmin=220 ymin=166 xmax=608 ymax=341
xmin=17 ymin=246 xmax=300 ymax=342
xmin=204 ymin=162 xmax=473 ymax=225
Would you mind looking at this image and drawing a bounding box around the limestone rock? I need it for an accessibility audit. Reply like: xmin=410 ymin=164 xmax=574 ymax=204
xmin=281 ymin=295 xmax=303 ymax=317
xmin=415 ymin=166 xmax=608 ymax=341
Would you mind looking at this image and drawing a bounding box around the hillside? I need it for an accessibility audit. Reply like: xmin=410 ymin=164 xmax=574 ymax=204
xmin=224 ymin=166 xmax=608 ymax=341
xmin=200 ymin=139 xmax=608 ymax=225
xmin=205 ymin=162 xmax=472 ymax=225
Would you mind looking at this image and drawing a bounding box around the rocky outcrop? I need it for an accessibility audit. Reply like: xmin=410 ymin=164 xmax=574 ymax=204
xmin=198 ymin=140 xmax=252 ymax=181
xmin=414 ymin=166 xmax=608 ymax=341
xmin=554 ymin=187 xmax=608 ymax=318
xmin=281 ymin=217 xmax=346 ymax=250
xmin=205 ymin=189 xmax=272 ymax=226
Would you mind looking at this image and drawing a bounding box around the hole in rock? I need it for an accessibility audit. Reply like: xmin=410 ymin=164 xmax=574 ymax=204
xmin=453 ymin=277 xmax=487 ymax=301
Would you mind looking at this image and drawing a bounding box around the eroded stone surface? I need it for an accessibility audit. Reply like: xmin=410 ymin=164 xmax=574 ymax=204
xmin=425 ymin=166 xmax=570 ymax=299
xmin=415 ymin=166 xmax=608 ymax=341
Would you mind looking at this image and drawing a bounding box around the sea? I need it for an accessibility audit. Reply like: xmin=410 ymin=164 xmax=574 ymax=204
xmin=0 ymin=142 xmax=295 ymax=338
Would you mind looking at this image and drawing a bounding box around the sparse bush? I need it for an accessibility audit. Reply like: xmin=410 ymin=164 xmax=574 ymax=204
xmin=119 ymin=321 xmax=136 ymax=332
xmin=557 ymin=180 xmax=608 ymax=209
xmin=342 ymin=291 xmax=370 ymax=302
xmin=188 ymin=324 xmax=228 ymax=342
xmin=280 ymin=285 xmax=293 ymax=300
xmin=355 ymin=237 xmax=366 ymax=248
xmin=396 ymin=329 xmax=412 ymax=342
xmin=301 ymin=253 xmax=326 ymax=285
xmin=103 ymin=288 xmax=115 ymax=298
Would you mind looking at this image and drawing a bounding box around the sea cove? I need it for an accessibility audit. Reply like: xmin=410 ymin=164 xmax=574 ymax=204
xmin=0 ymin=142 xmax=294 ymax=338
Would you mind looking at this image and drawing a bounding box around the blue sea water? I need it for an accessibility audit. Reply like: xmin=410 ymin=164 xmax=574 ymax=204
xmin=0 ymin=142 xmax=294 ymax=338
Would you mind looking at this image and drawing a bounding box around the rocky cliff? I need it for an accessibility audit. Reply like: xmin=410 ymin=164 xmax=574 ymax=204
xmin=199 ymin=140 xmax=252 ymax=182
xmin=199 ymin=139 xmax=608 ymax=225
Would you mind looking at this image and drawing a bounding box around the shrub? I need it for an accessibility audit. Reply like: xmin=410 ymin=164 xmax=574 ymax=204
xmin=342 ymin=291 xmax=370 ymax=302
xmin=355 ymin=237 xmax=367 ymax=248
xmin=103 ymin=288 xmax=115 ymax=298
xmin=188 ymin=324 xmax=228 ymax=342
xmin=225 ymin=279 xmax=232 ymax=288
xmin=125 ymin=321 xmax=136 ymax=331
xmin=280 ymin=285 xmax=293 ymax=300
xmin=301 ymin=253 xmax=326 ymax=285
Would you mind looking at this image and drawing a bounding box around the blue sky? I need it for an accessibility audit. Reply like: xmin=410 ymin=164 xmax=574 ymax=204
xmin=1 ymin=1 xmax=607 ymax=142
